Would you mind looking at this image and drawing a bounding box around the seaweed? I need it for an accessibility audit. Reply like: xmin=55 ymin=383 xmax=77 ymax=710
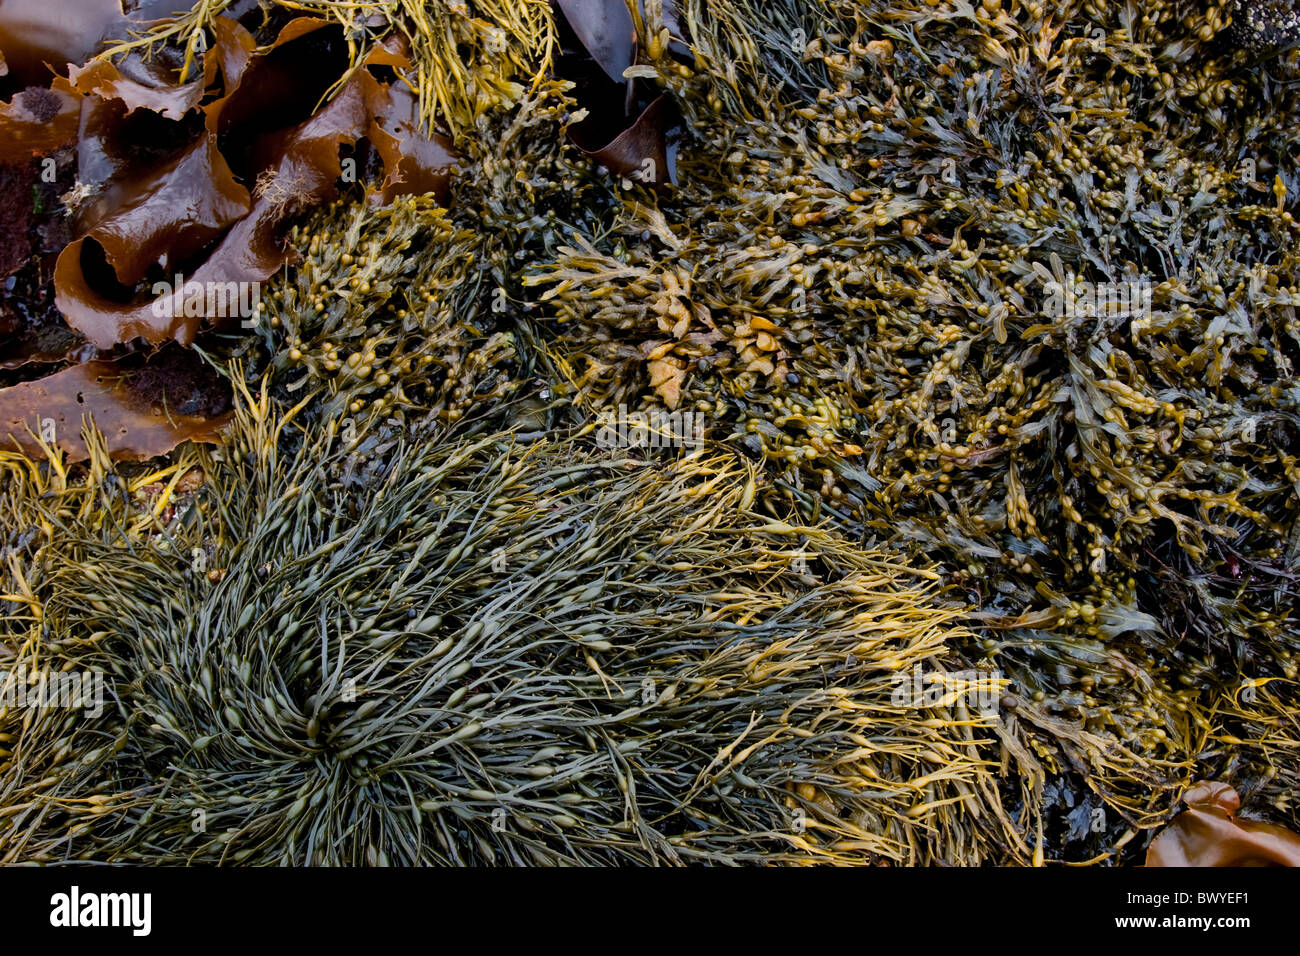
xmin=1146 ymin=780 xmax=1300 ymax=866
xmin=0 ymin=4 xmax=461 ymax=460
xmin=2 ymin=0 xmax=1299 ymax=866
xmin=0 ymin=349 xmax=230 ymax=461
xmin=516 ymin=0 xmax=1300 ymax=848
xmin=0 ymin=389 xmax=1022 ymax=865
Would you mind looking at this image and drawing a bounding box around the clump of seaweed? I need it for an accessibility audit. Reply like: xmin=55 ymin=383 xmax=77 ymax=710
xmin=228 ymin=71 xmax=595 ymax=435
xmin=0 ymin=2 xmax=471 ymax=461
xmin=509 ymin=0 xmax=1300 ymax=847
xmin=3 ymin=0 xmax=1299 ymax=866
xmin=242 ymin=196 xmax=522 ymax=430
xmin=1 ymin=385 xmax=1028 ymax=865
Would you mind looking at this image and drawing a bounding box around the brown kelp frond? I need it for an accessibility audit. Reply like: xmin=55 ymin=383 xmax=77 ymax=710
xmin=1 ymin=4 xmax=464 ymax=462
xmin=0 ymin=350 xmax=232 ymax=462
xmin=53 ymin=18 xmax=460 ymax=351
xmin=0 ymin=392 xmax=1030 ymax=865
xmin=1146 ymin=780 xmax=1300 ymax=866
xmin=93 ymin=0 xmax=238 ymax=86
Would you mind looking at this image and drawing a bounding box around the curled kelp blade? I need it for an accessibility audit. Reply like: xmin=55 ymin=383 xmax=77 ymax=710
xmin=67 ymin=133 xmax=252 ymax=288
xmin=0 ymin=0 xmax=202 ymax=169
xmin=553 ymin=0 xmax=682 ymax=189
xmin=54 ymin=95 xmax=344 ymax=347
xmin=572 ymin=93 xmax=678 ymax=187
xmin=0 ymin=350 xmax=231 ymax=461
xmin=1146 ymin=782 xmax=1300 ymax=866
xmin=0 ymin=0 xmax=169 ymax=89
xmin=66 ymin=53 xmax=206 ymax=121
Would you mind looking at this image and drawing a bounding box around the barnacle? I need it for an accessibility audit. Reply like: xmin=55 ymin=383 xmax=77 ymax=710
xmin=1230 ymin=0 xmax=1300 ymax=54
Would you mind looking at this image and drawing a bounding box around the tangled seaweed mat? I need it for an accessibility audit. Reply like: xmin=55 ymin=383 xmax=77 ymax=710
xmin=2 ymin=0 xmax=1300 ymax=866
xmin=510 ymin=0 xmax=1300 ymax=851
xmin=1 ymin=388 xmax=1038 ymax=865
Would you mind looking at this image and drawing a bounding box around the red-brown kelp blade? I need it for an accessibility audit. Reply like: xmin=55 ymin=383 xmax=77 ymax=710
xmin=0 ymin=352 xmax=231 ymax=461
xmin=1146 ymin=782 xmax=1300 ymax=866
xmin=571 ymin=94 xmax=678 ymax=187
xmin=0 ymin=0 xmax=184 ymax=89
xmin=52 ymin=17 xmax=458 ymax=348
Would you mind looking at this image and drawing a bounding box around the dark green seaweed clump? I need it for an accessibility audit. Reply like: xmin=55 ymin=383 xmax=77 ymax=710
xmin=1 ymin=403 xmax=1017 ymax=865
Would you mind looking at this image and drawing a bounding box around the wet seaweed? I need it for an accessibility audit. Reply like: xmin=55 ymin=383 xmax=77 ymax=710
xmin=515 ymin=0 xmax=1300 ymax=848
xmin=1 ymin=0 xmax=1298 ymax=866
xmin=0 ymin=389 xmax=1023 ymax=865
